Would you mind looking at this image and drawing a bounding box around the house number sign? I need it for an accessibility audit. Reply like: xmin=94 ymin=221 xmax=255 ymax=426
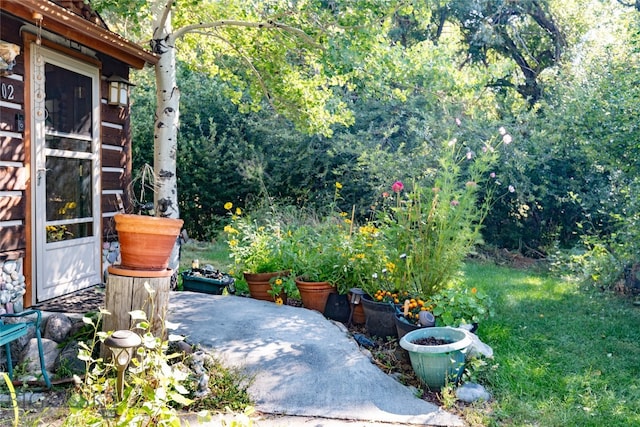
xmin=1 ymin=82 xmax=15 ymax=100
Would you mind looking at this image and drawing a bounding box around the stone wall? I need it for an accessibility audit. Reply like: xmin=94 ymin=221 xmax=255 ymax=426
xmin=0 ymin=259 xmax=26 ymax=314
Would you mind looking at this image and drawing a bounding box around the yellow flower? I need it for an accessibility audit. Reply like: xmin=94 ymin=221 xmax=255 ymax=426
xmin=275 ymin=278 xmax=283 ymax=286
xmin=344 ymin=219 xmax=352 ymax=224
xmin=335 ymin=182 xmax=343 ymax=189
xmin=356 ymin=253 xmax=365 ymax=259
xmin=235 ymin=207 xmax=242 ymax=215
xmin=275 ymin=297 xmax=284 ymax=305
xmin=471 ymin=287 xmax=478 ymax=294
xmin=339 ymin=212 xmax=348 ymax=217
xmin=224 ymin=202 xmax=233 ymax=210
xmin=229 ymin=239 xmax=238 ymax=247
xmin=386 ymin=261 xmax=396 ymax=273
xmin=224 ymin=225 xmax=239 ymax=234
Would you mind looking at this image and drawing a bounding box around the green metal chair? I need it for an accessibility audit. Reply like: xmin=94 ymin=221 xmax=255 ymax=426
xmin=0 ymin=309 xmax=52 ymax=388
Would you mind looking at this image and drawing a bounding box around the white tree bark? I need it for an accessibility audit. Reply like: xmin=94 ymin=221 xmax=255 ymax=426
xmin=148 ymin=1 xmax=320 ymax=221
xmin=151 ymin=0 xmax=179 ymax=219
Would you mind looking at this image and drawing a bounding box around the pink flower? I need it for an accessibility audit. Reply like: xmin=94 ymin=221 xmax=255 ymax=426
xmin=455 ymin=117 xmax=462 ymax=126
xmin=382 ymin=191 xmax=390 ymax=198
xmin=508 ymin=185 xmax=515 ymax=193
xmin=451 ymin=200 xmax=460 ymax=206
xmin=490 ymin=172 xmax=496 ymax=178
xmin=466 ymin=151 xmax=474 ymax=160
xmin=391 ymin=181 xmax=404 ymax=193
xmin=466 ymin=181 xmax=477 ymax=188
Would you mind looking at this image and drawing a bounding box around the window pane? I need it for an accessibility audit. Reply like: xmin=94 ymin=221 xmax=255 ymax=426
xmin=45 ymin=135 xmax=91 ymax=152
xmin=45 ymin=156 xmax=92 ymax=222
xmin=45 ymin=63 xmax=93 ymax=137
xmin=46 ymin=222 xmax=93 ymax=243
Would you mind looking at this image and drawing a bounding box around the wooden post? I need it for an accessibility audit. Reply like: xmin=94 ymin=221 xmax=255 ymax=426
xmin=103 ymin=267 xmax=172 ymax=339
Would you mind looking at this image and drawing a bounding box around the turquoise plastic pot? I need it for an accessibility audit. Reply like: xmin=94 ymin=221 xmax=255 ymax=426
xmin=399 ymin=327 xmax=472 ymax=390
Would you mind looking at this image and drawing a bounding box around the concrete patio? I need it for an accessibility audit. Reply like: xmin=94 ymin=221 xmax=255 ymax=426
xmin=168 ymin=292 xmax=464 ymax=426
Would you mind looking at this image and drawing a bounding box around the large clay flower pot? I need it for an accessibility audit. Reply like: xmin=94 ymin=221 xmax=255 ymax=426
xmin=399 ymin=327 xmax=472 ymax=390
xmin=114 ymin=214 xmax=183 ymax=271
xmin=295 ymin=278 xmax=336 ymax=313
xmin=244 ymin=271 xmax=287 ymax=302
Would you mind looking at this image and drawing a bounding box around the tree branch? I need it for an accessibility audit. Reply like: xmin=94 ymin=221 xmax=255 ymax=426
xmin=173 ymin=19 xmax=322 ymax=50
xmin=153 ymin=0 xmax=174 ymax=39
xmin=196 ymin=30 xmax=278 ymax=112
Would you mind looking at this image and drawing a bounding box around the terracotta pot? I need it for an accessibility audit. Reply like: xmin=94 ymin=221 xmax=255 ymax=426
xmin=295 ymin=278 xmax=336 ymax=312
xmin=114 ymin=214 xmax=183 ymax=271
xmin=351 ymin=303 xmax=366 ymax=325
xmin=244 ymin=271 xmax=287 ymax=302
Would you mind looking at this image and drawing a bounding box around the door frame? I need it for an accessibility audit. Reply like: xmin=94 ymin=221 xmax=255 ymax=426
xmin=27 ymin=39 xmax=102 ymax=303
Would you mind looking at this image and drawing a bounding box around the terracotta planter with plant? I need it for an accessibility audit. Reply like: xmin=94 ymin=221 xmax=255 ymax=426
xmin=224 ymin=203 xmax=298 ymax=302
xmin=114 ymin=213 xmax=183 ymax=271
xmin=294 ymin=277 xmax=336 ymax=312
xmin=244 ymin=271 xmax=288 ymax=303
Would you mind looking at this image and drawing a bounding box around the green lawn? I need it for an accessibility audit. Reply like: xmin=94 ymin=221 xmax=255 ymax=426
xmin=465 ymin=262 xmax=640 ymax=426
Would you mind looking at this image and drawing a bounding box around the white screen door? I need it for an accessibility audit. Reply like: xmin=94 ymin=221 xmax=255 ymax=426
xmin=31 ymin=45 xmax=101 ymax=302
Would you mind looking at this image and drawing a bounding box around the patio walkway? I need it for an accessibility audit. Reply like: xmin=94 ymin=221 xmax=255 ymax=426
xmin=168 ymin=292 xmax=464 ymax=426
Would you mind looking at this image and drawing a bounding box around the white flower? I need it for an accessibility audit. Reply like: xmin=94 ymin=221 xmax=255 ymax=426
xmin=503 ymin=134 xmax=513 ymax=144
xmin=499 ymin=126 xmax=507 ymax=135
xmin=508 ymin=185 xmax=515 ymax=193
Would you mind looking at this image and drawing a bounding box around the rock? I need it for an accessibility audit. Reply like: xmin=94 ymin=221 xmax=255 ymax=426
xmin=456 ymin=382 xmax=491 ymax=403
xmin=10 ymin=271 xmax=18 ymax=281
xmin=20 ymin=338 xmax=60 ymax=373
xmin=353 ymin=333 xmax=376 ymax=348
xmin=174 ymin=340 xmax=193 ymax=355
xmin=44 ymin=314 xmax=73 ymax=343
xmin=466 ymin=331 xmax=494 ymax=359
xmin=55 ymin=341 xmax=86 ymax=376
xmin=0 ymin=290 xmax=11 ymax=304
xmin=3 ymin=261 xmax=17 ymax=274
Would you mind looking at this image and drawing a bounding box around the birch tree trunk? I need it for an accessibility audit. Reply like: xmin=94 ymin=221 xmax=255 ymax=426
xmin=151 ymin=1 xmax=180 ymax=220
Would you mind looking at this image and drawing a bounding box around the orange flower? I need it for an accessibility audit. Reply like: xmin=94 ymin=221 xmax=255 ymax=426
xmin=471 ymin=287 xmax=477 ymax=294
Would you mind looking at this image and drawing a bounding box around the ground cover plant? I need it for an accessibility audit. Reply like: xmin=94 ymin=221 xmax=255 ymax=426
xmin=463 ymin=261 xmax=640 ymax=426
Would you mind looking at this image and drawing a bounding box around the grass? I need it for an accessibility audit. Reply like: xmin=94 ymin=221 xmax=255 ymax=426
xmin=180 ymin=239 xmax=232 ymax=272
xmin=463 ymin=261 xmax=640 ymax=426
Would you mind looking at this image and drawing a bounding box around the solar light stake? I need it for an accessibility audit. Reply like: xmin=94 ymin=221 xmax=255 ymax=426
xmin=104 ymin=330 xmax=141 ymax=400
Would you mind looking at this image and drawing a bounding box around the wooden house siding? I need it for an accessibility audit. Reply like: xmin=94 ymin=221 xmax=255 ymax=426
xmin=0 ymin=16 xmax=27 ymax=260
xmin=0 ymin=13 xmax=131 ymax=254
xmin=0 ymin=2 xmax=156 ymax=307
